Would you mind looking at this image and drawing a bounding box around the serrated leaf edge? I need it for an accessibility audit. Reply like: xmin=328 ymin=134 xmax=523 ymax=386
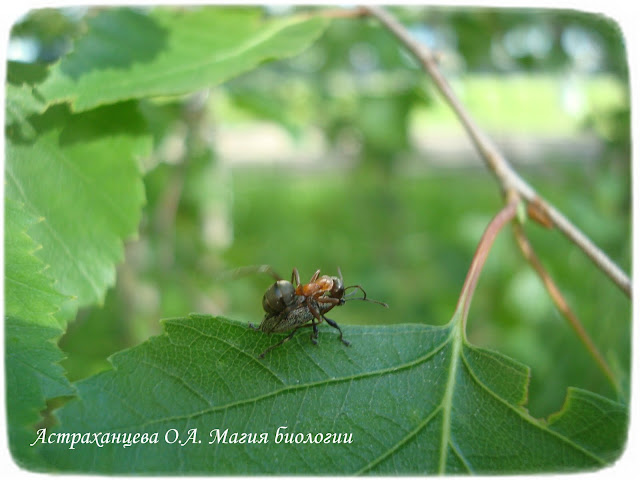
xmin=66 ymin=315 xmax=620 ymax=472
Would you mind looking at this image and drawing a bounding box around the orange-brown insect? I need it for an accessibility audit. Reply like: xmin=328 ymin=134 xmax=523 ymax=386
xmin=249 ymin=267 xmax=387 ymax=358
xmin=293 ymin=268 xmax=345 ymax=320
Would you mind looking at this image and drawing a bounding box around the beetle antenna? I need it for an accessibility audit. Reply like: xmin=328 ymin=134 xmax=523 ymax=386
xmin=344 ymin=285 xmax=389 ymax=308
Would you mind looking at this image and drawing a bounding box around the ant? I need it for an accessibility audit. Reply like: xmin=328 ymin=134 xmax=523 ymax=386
xmin=247 ymin=266 xmax=387 ymax=358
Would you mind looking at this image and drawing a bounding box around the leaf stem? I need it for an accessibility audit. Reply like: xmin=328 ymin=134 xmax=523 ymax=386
xmin=456 ymin=200 xmax=519 ymax=336
xmin=512 ymin=224 xmax=621 ymax=394
xmin=362 ymin=6 xmax=631 ymax=298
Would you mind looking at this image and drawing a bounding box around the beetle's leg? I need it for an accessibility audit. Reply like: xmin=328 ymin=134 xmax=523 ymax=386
xmin=258 ymin=265 xmax=283 ymax=281
xmin=310 ymin=318 xmax=319 ymax=345
xmin=258 ymin=323 xmax=313 ymax=358
xmin=323 ymin=315 xmax=351 ymax=347
xmin=231 ymin=265 xmax=282 ymax=281
xmin=248 ymin=322 xmax=259 ymax=331
xmin=306 ymin=299 xmax=331 ymax=346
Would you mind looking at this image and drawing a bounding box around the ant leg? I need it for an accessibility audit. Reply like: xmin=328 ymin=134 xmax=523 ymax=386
xmin=258 ymin=323 xmax=313 ymax=358
xmin=314 ymin=296 xmax=344 ymax=318
xmin=315 ymin=296 xmax=343 ymax=307
xmin=305 ymin=299 xmax=326 ymax=345
xmin=291 ymin=267 xmax=301 ymax=287
xmin=323 ymin=316 xmax=351 ymax=347
xmin=306 ymin=298 xmax=325 ymax=325
xmin=309 ymin=269 xmax=321 ymax=283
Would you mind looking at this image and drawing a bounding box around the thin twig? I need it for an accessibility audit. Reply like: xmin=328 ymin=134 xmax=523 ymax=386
xmin=362 ymin=6 xmax=631 ymax=299
xmin=513 ymin=223 xmax=621 ymax=393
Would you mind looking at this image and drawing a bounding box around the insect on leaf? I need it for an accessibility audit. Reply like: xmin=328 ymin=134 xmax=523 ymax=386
xmin=36 ymin=315 xmax=627 ymax=474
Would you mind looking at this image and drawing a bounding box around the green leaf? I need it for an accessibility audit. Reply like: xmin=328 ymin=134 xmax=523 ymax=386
xmin=5 ymin=102 xmax=150 ymax=309
xmin=5 ymin=79 xmax=148 ymax=466
xmin=6 ymin=61 xmax=49 ymax=137
xmin=4 ymin=198 xmax=73 ymax=465
xmin=4 ymin=198 xmax=66 ymax=327
xmin=37 ymin=315 xmax=627 ymax=474
xmin=5 ymin=317 xmax=74 ymax=467
xmin=39 ymin=7 xmax=328 ymax=111
xmin=5 ymin=84 xmax=45 ymax=138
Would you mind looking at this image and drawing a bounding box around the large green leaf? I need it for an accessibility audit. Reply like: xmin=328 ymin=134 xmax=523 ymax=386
xmin=5 ymin=64 xmax=148 ymax=464
xmin=36 ymin=314 xmax=626 ymax=474
xmin=39 ymin=7 xmax=328 ymax=111
xmin=5 ymin=102 xmax=150 ymax=308
xmin=4 ymin=198 xmax=73 ymax=465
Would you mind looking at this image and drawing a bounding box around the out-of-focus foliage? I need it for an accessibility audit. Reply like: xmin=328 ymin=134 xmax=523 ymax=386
xmin=7 ymin=3 xmax=629 ymax=456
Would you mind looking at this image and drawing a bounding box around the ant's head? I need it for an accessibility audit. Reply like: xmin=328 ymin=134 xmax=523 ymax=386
xmin=328 ymin=275 xmax=345 ymax=299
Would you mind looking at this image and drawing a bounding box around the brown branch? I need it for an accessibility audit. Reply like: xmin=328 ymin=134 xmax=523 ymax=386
xmin=316 ymin=6 xmax=368 ymax=19
xmin=512 ymin=223 xmax=620 ymax=393
xmin=362 ymin=6 xmax=631 ymax=299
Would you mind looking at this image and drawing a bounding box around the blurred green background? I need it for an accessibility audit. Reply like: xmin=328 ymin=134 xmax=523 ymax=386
xmin=10 ymin=6 xmax=630 ymax=418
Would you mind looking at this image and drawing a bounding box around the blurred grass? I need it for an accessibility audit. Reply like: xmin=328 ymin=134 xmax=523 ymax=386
xmin=398 ymin=74 xmax=625 ymax=135
xmin=60 ymin=156 xmax=630 ymax=419
xmin=219 ymin=161 xmax=629 ymax=418
xmin=216 ymin=73 xmax=628 ymax=136
xmin=222 ymin=167 xmax=497 ymax=327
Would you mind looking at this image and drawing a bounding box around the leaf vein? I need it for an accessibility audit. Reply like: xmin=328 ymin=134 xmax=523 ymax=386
xmin=140 ymin=359 xmax=213 ymax=409
xmin=169 ymin=321 xmax=288 ymax=386
xmin=104 ymin=331 xmax=451 ymax=432
xmin=356 ymin=405 xmax=443 ymax=474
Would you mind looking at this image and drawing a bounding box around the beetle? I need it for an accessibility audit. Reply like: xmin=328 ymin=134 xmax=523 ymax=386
xmin=249 ymin=266 xmax=387 ymax=358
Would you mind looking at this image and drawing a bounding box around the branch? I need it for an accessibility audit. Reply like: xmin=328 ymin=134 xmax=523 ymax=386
xmin=362 ymin=6 xmax=631 ymax=299
xmin=316 ymin=6 xmax=368 ymax=19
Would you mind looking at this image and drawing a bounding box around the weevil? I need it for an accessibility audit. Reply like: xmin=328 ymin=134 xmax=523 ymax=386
xmin=249 ymin=267 xmax=387 ymax=358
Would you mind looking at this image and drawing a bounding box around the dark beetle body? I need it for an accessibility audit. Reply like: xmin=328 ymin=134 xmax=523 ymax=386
xmin=258 ymin=298 xmax=334 ymax=334
xmin=261 ymin=279 xmax=300 ymax=317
